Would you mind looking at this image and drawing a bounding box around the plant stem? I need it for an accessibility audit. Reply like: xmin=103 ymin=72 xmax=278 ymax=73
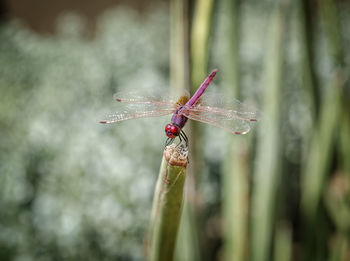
xmin=301 ymin=0 xmax=346 ymax=223
xmin=178 ymin=1 xmax=215 ymax=260
xmin=170 ymin=0 xmax=190 ymax=96
xmin=148 ymin=144 xmax=188 ymax=261
xmin=251 ymin=3 xmax=287 ymax=261
xmin=189 ymin=0 xmax=215 ymax=183
xmin=169 ymin=1 xmax=200 ymax=260
xmin=191 ymin=0 xmax=215 ymax=88
xmin=297 ymin=0 xmax=320 ymax=117
xmin=300 ymin=0 xmax=348 ymax=259
xmin=217 ymin=0 xmax=250 ymax=260
xmin=273 ymin=223 xmax=292 ymax=261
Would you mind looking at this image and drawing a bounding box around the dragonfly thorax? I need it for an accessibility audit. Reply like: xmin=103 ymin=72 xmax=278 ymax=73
xmin=176 ymin=95 xmax=190 ymax=106
xmin=165 ymin=124 xmax=180 ymax=138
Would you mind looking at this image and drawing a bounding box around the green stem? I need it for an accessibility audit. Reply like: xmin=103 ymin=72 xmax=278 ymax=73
xmin=219 ymin=0 xmax=240 ymax=98
xmin=170 ymin=0 xmax=190 ymax=96
xmin=148 ymin=144 xmax=188 ymax=261
xmin=297 ymin=0 xmax=320 ymax=118
xmin=301 ymin=75 xmax=342 ymax=218
xmin=217 ymin=0 xmax=249 ymax=260
xmin=301 ymin=0 xmax=346 ymax=222
xmin=273 ymin=223 xmax=292 ymax=261
xmin=251 ymin=3 xmax=287 ymax=261
xmin=169 ymin=1 xmax=201 ymax=260
xmin=300 ymin=0 xmax=348 ymax=259
xmin=191 ymin=0 xmax=215 ymax=88
xmin=223 ymin=141 xmax=249 ymax=261
xmin=178 ymin=1 xmax=215 ymax=260
xmin=189 ymin=0 xmax=215 ymax=176
xmin=329 ymin=234 xmax=350 ymax=261
xmin=340 ymin=108 xmax=350 ymax=178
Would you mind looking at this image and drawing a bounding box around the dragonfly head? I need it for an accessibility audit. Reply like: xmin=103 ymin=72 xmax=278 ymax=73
xmin=165 ymin=124 xmax=180 ymax=138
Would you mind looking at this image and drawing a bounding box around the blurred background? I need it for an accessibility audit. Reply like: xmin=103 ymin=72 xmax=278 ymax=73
xmin=0 ymin=0 xmax=349 ymax=260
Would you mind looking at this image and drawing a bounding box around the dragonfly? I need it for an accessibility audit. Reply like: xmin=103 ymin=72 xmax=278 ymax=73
xmin=100 ymin=69 xmax=259 ymax=146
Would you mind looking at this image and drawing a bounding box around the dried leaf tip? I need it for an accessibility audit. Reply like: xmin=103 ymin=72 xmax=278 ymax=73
xmin=164 ymin=144 xmax=188 ymax=167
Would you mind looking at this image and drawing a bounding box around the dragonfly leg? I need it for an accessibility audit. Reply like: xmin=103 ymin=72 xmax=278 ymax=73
xmin=179 ymin=130 xmax=190 ymax=163
xmin=165 ymin=137 xmax=174 ymax=147
xmin=180 ymin=130 xmax=189 ymax=148
xmin=176 ymin=134 xmax=182 ymax=147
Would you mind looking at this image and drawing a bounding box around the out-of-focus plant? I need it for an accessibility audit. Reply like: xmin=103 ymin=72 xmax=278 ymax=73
xmin=251 ymin=3 xmax=287 ymax=261
xmin=0 ymin=7 xmax=170 ymax=260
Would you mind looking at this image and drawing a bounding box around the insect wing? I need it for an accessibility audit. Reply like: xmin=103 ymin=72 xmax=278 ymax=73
xmin=184 ymin=109 xmax=251 ymax=135
xmin=192 ymin=91 xmax=260 ymax=122
xmin=100 ymin=103 xmax=175 ymax=124
xmin=113 ymin=89 xmax=179 ymax=107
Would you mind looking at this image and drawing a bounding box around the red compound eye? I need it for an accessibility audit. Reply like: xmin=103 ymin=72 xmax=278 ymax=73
xmin=165 ymin=124 xmax=180 ymax=138
xmin=165 ymin=124 xmax=172 ymax=132
xmin=170 ymin=125 xmax=179 ymax=135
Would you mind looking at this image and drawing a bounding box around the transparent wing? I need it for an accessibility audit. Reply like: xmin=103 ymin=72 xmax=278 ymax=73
xmin=113 ymin=89 xmax=179 ymax=107
xmin=100 ymin=89 xmax=183 ymax=124
xmin=100 ymin=103 xmax=175 ymax=124
xmin=184 ymin=109 xmax=251 ymax=135
xmin=191 ymin=91 xmax=260 ymax=122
